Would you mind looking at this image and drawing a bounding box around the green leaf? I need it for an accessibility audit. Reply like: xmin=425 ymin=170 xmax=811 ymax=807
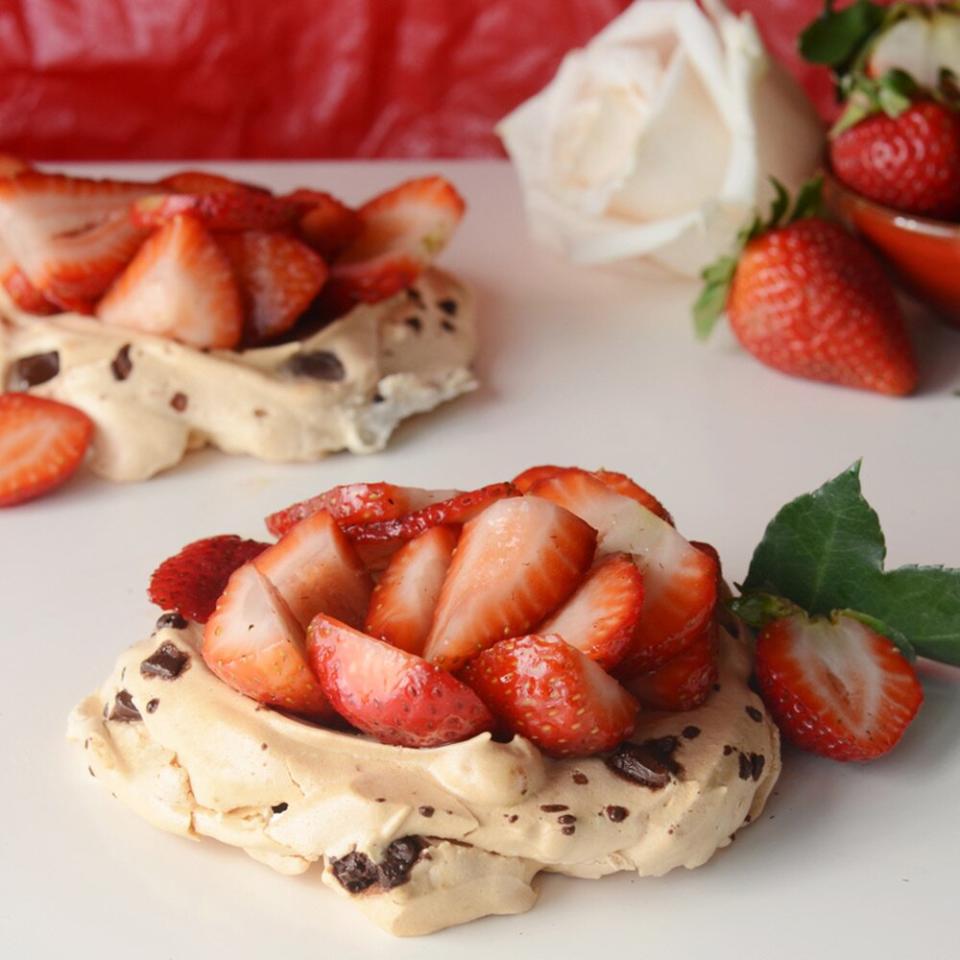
xmin=839 ymin=609 xmax=916 ymax=659
xmin=741 ymin=461 xmax=960 ymax=665
xmin=799 ymin=0 xmax=885 ymax=69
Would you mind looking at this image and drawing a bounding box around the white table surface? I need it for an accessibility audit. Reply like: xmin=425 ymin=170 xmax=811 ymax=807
xmin=2 ymin=160 xmax=958 ymax=959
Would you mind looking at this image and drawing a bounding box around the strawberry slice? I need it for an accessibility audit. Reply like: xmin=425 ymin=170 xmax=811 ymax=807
xmin=202 ymin=562 xmax=332 ymax=718
xmin=755 ymin=612 xmax=923 ymax=761
xmin=538 ymin=554 xmax=645 ymax=670
xmin=365 ymin=525 xmax=459 ymax=655
xmin=131 ymin=191 xmax=298 ymax=233
xmin=0 ymin=171 xmax=153 ymax=309
xmin=423 ymin=496 xmax=597 ymax=672
xmin=621 ymin=623 xmax=718 ymax=712
xmin=266 ymin=483 xmax=459 ymax=538
xmin=0 ymin=155 xmax=28 ymax=179
xmin=286 ymin=189 xmax=362 ymax=259
xmin=0 ymin=393 xmax=93 ymax=506
xmin=323 ymin=176 xmax=465 ymax=312
xmin=462 ymin=634 xmax=639 ymax=758
xmin=97 ymin=213 xmax=243 ymax=349
xmin=2 ymin=266 xmax=57 ymax=314
xmin=159 ymin=170 xmax=266 ymax=195
xmin=147 ymin=534 xmax=269 ymax=624
xmin=306 ymin=615 xmax=494 ymax=748
xmin=513 ymin=465 xmax=673 ymax=524
xmin=344 ymin=482 xmax=518 ymax=546
xmin=218 ymin=231 xmax=327 ymax=344
xmin=529 ymin=469 xmax=717 ymax=671
xmin=253 ymin=510 xmax=372 ymax=630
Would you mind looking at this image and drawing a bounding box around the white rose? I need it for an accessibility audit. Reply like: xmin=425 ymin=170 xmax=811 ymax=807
xmin=869 ymin=5 xmax=960 ymax=89
xmin=497 ymin=0 xmax=824 ymax=276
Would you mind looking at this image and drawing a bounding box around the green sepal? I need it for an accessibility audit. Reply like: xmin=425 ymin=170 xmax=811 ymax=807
xmin=728 ymin=592 xmax=803 ymax=631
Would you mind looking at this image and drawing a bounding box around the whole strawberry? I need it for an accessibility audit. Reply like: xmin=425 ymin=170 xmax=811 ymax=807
xmin=830 ymin=100 xmax=960 ymax=219
xmin=694 ymin=179 xmax=918 ymax=396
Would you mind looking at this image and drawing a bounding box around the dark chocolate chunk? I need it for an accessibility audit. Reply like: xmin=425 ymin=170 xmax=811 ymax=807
xmin=287 ymin=349 xmax=345 ymax=381
xmin=331 ymin=851 xmax=379 ymax=893
xmin=507 ymin=814 xmax=519 ymax=823
xmin=571 ymin=771 xmax=589 ymax=785
xmin=146 ymin=698 xmax=159 ymax=714
xmin=605 ymin=805 xmax=629 ymax=822
xmin=723 ymin=744 xmax=735 ymax=756
xmin=418 ymin=805 xmax=435 ymax=818
xmin=406 ymin=287 xmax=425 ymax=307
xmin=605 ymin=737 xmax=683 ymax=790
xmin=170 ymin=391 xmax=188 ymax=412
xmin=438 ymin=297 xmax=458 ymax=316
xmin=372 ymin=392 xmax=384 ymax=403
xmin=253 ymin=408 xmax=267 ymax=418
xmin=750 ymin=753 xmax=765 ymax=782
xmin=440 ymin=318 xmax=456 ymax=333
xmin=738 ymin=752 xmax=752 ymax=781
xmin=155 ymin=611 xmax=188 ymax=630
xmin=378 ymin=836 xmax=426 ymax=889
xmin=561 ymin=825 xmax=576 ymax=836
xmin=271 ymin=802 xmax=288 ymax=814
xmin=682 ymin=725 xmax=702 ymax=740
xmin=11 ymin=351 xmax=59 ymax=388
xmin=140 ymin=641 xmax=191 ymax=680
xmin=540 ymin=803 xmax=569 ymax=812
xmin=557 ymin=814 xmax=577 ymax=825
xmin=111 ymin=344 xmax=133 ymax=381
xmin=108 ymin=690 xmax=142 ymax=723
xmin=745 ymin=705 xmax=763 ymax=723
xmin=404 ymin=315 xmax=422 ymax=332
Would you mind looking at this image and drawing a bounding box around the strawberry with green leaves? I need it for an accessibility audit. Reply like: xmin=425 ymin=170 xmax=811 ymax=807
xmin=694 ymin=178 xmax=918 ymax=396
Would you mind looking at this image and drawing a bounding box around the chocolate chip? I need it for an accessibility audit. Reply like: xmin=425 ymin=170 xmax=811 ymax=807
xmin=750 ymin=753 xmax=765 ymax=782
xmin=406 ymin=287 xmax=425 ymax=307
xmin=723 ymin=744 xmax=735 ymax=756
xmin=287 ymin=350 xmax=345 ymax=381
xmin=738 ymin=752 xmax=752 ymax=781
xmin=605 ymin=738 xmax=682 ymax=790
xmin=561 ymin=825 xmax=576 ymax=836
xmin=145 ymin=698 xmax=159 ymax=713
xmin=108 ymin=690 xmax=141 ymax=723
xmin=271 ymin=802 xmax=288 ymax=814
xmin=745 ymin=705 xmax=763 ymax=723
xmin=140 ymin=641 xmax=190 ymax=680
xmin=372 ymin=392 xmax=384 ymax=403
xmin=438 ymin=298 xmax=458 ymax=316
xmin=540 ymin=804 xmax=569 ymax=812
xmin=253 ymin=408 xmax=267 ymax=418
xmin=682 ymin=725 xmax=701 ymax=740
xmin=745 ymin=813 xmax=752 ymax=824
xmin=572 ymin=771 xmax=589 ymax=785
xmin=111 ymin=344 xmax=133 ymax=381
xmin=418 ymin=805 xmax=434 ymax=817
xmin=605 ymin=805 xmax=629 ymax=822
xmin=378 ymin=836 xmax=426 ymax=889
xmin=507 ymin=814 xmax=519 ymax=823
xmin=331 ymin=851 xmax=379 ymax=893
xmin=440 ymin=319 xmax=456 ymax=333
xmin=11 ymin=351 xmax=59 ymax=388
xmin=170 ymin=392 xmax=188 ymax=412
xmin=155 ymin=611 xmax=188 ymax=631
xmin=557 ymin=814 xmax=577 ymax=825
xmin=88 ymin=766 xmax=96 ymax=778
xmin=713 ymin=683 xmax=721 ymax=693
xmin=404 ymin=315 xmax=422 ymax=332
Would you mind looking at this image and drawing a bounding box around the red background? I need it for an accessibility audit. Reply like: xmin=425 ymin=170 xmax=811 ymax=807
xmin=0 ymin=0 xmax=832 ymax=161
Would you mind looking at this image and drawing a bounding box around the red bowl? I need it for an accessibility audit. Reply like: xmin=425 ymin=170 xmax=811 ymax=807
xmin=825 ymin=173 xmax=960 ymax=327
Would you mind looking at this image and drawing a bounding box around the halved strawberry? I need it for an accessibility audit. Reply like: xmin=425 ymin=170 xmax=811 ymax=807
xmin=306 ymin=615 xmax=494 ymax=748
xmin=462 ymin=634 xmax=639 ymax=758
xmin=131 ymin=191 xmax=298 ymax=233
xmin=365 ymin=525 xmax=459 ymax=655
xmin=755 ymin=612 xmax=923 ymax=761
xmin=97 ymin=213 xmax=243 ymax=349
xmin=202 ymin=562 xmax=331 ymax=718
xmin=266 ymin=483 xmax=460 ymax=538
xmin=159 ymin=170 xmax=265 ymax=195
xmin=323 ymin=176 xmax=465 ymax=312
xmin=538 ymin=554 xmax=645 ymax=670
xmin=0 ymin=393 xmax=93 ymax=506
xmin=529 ymin=469 xmax=717 ymax=671
xmin=423 ymin=496 xmax=597 ymax=672
xmin=344 ymin=482 xmax=517 ymax=547
xmin=218 ymin=231 xmax=327 ymax=344
xmin=0 ymin=154 xmax=28 ymax=179
xmin=621 ymin=623 xmax=717 ymax=712
xmin=2 ymin=267 xmax=57 ymax=314
xmin=286 ymin=189 xmax=362 ymax=259
xmin=0 ymin=171 xmax=153 ymax=308
xmin=147 ymin=534 xmax=269 ymax=624
xmin=253 ymin=510 xmax=372 ymax=630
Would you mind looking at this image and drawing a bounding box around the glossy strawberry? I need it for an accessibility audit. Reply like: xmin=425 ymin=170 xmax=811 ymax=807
xmin=131 ymin=190 xmax=298 ymax=233
xmin=423 ymin=496 xmax=597 ymax=672
xmin=2 ymin=267 xmax=57 ymax=314
xmin=159 ymin=170 xmax=265 ymax=195
xmin=286 ymin=189 xmax=362 ymax=259
xmin=306 ymin=615 xmax=494 ymax=748
xmin=148 ymin=534 xmax=269 ymax=623
xmin=621 ymin=624 xmax=717 ymax=712
xmin=462 ymin=634 xmax=639 ymax=758
xmin=755 ymin=612 xmax=923 ymax=761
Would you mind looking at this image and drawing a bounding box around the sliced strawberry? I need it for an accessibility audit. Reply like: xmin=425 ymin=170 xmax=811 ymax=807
xmin=147 ymin=534 xmax=269 ymax=624
xmin=286 ymin=189 xmax=362 ymax=259
xmin=0 ymin=154 xmax=28 ymax=179
xmin=218 ymin=231 xmax=327 ymax=344
xmin=253 ymin=510 xmax=372 ymax=630
xmin=529 ymin=469 xmax=717 ymax=671
xmin=621 ymin=623 xmax=717 ymax=712
xmin=365 ymin=525 xmax=459 ymax=655
xmin=511 ymin=465 xmax=568 ymax=493
xmin=266 ymin=483 xmax=459 ymax=538
xmin=538 ymin=554 xmax=645 ymax=670
xmin=131 ymin=191 xmax=298 ymax=233
xmin=159 ymin=170 xmax=265 ymax=195
xmin=324 ymin=176 xmax=465 ymax=312
xmin=0 ymin=171 xmax=153 ymax=308
xmin=423 ymin=496 xmax=597 ymax=672
xmin=462 ymin=634 xmax=639 ymax=758
xmin=0 ymin=393 xmax=93 ymax=506
xmin=755 ymin=612 xmax=923 ymax=762
xmin=306 ymin=615 xmax=494 ymax=748
xmin=344 ymin=482 xmax=518 ymax=547
xmin=97 ymin=213 xmax=243 ymax=349
xmin=202 ymin=562 xmax=331 ymax=718
xmin=2 ymin=267 xmax=57 ymax=314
